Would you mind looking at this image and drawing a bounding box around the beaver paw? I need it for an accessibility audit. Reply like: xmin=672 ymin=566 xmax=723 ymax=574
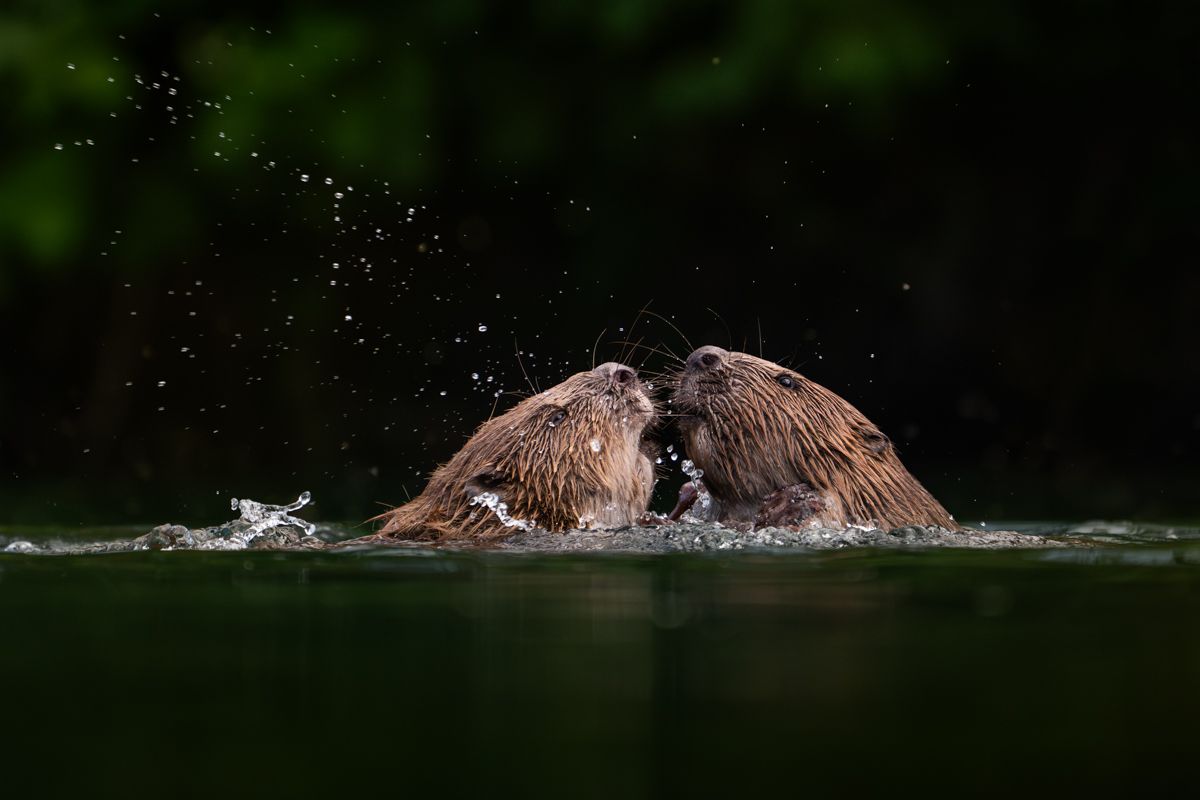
xmin=755 ymin=484 xmax=826 ymax=529
xmin=667 ymin=480 xmax=707 ymax=522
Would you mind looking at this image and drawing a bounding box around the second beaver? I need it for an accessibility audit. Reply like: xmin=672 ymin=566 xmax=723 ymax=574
xmin=671 ymin=346 xmax=958 ymax=531
xmin=359 ymin=362 xmax=658 ymax=542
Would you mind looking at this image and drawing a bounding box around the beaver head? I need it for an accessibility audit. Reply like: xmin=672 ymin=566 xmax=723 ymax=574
xmin=673 ymin=345 xmax=957 ymax=530
xmin=374 ymin=362 xmax=657 ymax=540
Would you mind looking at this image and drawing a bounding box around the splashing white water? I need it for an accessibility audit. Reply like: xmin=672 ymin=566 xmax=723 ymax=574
xmin=680 ymin=459 xmax=712 ymax=518
xmin=469 ymin=492 xmax=535 ymax=531
xmin=223 ymin=490 xmax=316 ymax=546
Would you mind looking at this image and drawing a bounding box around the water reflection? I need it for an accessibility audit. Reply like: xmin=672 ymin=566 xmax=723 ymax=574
xmin=2 ymin=541 xmax=1199 ymax=795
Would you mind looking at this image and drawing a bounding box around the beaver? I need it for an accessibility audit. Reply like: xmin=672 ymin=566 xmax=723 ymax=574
xmin=360 ymin=362 xmax=658 ymax=542
xmin=670 ymin=346 xmax=958 ymax=531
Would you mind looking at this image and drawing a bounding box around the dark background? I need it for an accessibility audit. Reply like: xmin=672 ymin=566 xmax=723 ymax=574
xmin=1 ymin=0 xmax=1196 ymax=526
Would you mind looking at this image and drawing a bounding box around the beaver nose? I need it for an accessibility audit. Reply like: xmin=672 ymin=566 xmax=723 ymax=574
xmin=685 ymin=345 xmax=728 ymax=373
xmin=594 ymin=362 xmax=637 ymax=386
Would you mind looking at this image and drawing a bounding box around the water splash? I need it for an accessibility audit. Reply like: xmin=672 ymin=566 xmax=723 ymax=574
xmin=468 ymin=492 xmax=535 ymax=531
xmin=680 ymin=459 xmax=712 ymax=518
xmin=230 ymin=491 xmax=316 ymax=539
xmin=1 ymin=491 xmax=321 ymax=555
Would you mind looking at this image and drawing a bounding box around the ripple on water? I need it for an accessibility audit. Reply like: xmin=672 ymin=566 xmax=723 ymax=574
xmin=3 ymin=516 xmax=1199 ymax=557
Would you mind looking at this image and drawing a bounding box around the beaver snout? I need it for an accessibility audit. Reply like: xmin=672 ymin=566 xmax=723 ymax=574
xmin=594 ymin=361 xmax=638 ymax=387
xmin=685 ymin=345 xmax=729 ymax=373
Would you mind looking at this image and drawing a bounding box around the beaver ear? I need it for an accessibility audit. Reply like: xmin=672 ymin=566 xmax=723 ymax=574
xmin=465 ymin=470 xmax=509 ymax=499
xmin=856 ymin=425 xmax=891 ymax=455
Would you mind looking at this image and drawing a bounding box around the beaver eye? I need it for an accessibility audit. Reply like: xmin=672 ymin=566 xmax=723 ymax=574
xmin=776 ymin=374 xmax=795 ymax=389
xmin=547 ymin=409 xmax=567 ymax=427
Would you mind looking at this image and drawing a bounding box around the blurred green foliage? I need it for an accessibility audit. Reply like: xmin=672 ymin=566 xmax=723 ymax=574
xmin=0 ymin=0 xmax=977 ymax=280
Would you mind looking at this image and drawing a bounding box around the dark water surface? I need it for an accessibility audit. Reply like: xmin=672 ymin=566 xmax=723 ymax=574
xmin=2 ymin=528 xmax=1199 ymax=797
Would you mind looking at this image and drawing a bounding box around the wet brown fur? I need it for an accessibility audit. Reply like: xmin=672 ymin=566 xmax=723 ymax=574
xmin=365 ymin=363 xmax=657 ymax=542
xmin=674 ymin=348 xmax=958 ymax=530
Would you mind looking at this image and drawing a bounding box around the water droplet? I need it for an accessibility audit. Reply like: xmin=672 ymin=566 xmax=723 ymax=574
xmin=477 ymin=324 xmax=488 ymax=332
xmin=590 ymin=439 xmax=602 ymax=453
xmin=324 ymin=177 xmax=333 ymax=185
xmin=333 ymin=191 xmax=344 ymax=199
xmin=53 ymin=143 xmax=63 ymax=150
xmin=300 ymin=174 xmax=310 ymax=182
xmin=66 ymin=63 xmax=76 ymax=70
